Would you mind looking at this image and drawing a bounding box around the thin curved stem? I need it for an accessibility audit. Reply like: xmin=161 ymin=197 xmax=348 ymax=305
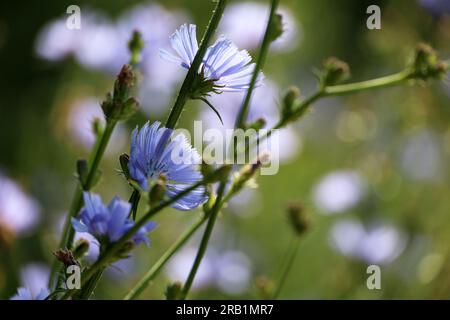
xmin=245 ymin=68 xmax=415 ymax=154
xmin=323 ymin=70 xmax=411 ymax=96
xmin=235 ymin=0 xmax=279 ymax=129
xmin=76 ymin=268 xmax=105 ymax=300
xmin=124 ymin=215 xmax=207 ymax=300
xmin=61 ymin=178 xmax=208 ymax=299
xmin=49 ymin=120 xmax=116 ymax=289
xmin=272 ymin=236 xmax=301 ymax=299
xmin=165 ymin=0 xmax=228 ymax=129
xmin=179 ymin=0 xmax=280 ymax=299
xmin=180 ymin=182 xmax=227 ymax=299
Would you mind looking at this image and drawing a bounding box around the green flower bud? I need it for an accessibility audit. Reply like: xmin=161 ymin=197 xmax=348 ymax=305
xmin=149 ymin=174 xmax=167 ymax=208
xmin=204 ymin=165 xmax=233 ymax=183
xmin=410 ymin=43 xmax=449 ymax=80
xmin=268 ymin=13 xmax=284 ymax=43
xmin=92 ymin=117 xmax=104 ymax=138
xmin=321 ymin=57 xmax=350 ymax=87
xmin=286 ymin=202 xmax=310 ymax=236
xmin=102 ymin=65 xmax=139 ymax=121
xmin=120 ymin=97 xmax=139 ymax=120
xmin=72 ymin=238 xmax=90 ymax=259
xmin=282 ymin=86 xmax=300 ymax=120
xmin=114 ymin=64 xmax=135 ymax=103
xmin=245 ymin=117 xmax=267 ymax=131
xmin=255 ymin=276 xmax=275 ymax=300
xmin=113 ymin=240 xmax=135 ymax=261
xmin=231 ymin=160 xmax=263 ymax=195
xmin=165 ymin=282 xmax=183 ymax=300
xmin=128 ymin=30 xmax=145 ymax=66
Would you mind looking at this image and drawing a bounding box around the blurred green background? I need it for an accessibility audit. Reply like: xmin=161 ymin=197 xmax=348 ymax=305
xmin=1 ymin=0 xmax=450 ymax=299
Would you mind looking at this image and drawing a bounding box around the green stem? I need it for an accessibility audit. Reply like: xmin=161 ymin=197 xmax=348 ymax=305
xmin=0 ymin=241 xmax=19 ymax=299
xmin=179 ymin=0 xmax=280 ymax=300
xmin=49 ymin=120 xmax=117 ymax=289
xmin=76 ymin=268 xmax=104 ymax=300
xmin=251 ymin=69 xmax=414 ymax=148
xmin=128 ymin=189 xmax=141 ymax=220
xmin=124 ymin=216 xmax=208 ymax=300
xmin=235 ymin=0 xmax=279 ymax=129
xmin=61 ymin=178 xmax=208 ymax=299
xmin=272 ymin=236 xmax=301 ymax=299
xmin=323 ymin=70 xmax=411 ymax=96
xmin=180 ymin=182 xmax=227 ymax=300
xmin=165 ymin=0 xmax=227 ymax=129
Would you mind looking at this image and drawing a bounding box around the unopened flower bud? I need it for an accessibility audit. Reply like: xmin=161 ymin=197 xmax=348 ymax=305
xmin=410 ymin=43 xmax=448 ymax=80
xmin=269 ymin=13 xmax=284 ymax=42
xmin=321 ymin=57 xmax=350 ymax=87
xmin=165 ymin=282 xmax=183 ymax=300
xmin=232 ymin=160 xmax=263 ymax=192
xmin=92 ymin=117 xmax=104 ymax=138
xmin=72 ymin=238 xmax=90 ymax=259
xmin=114 ymin=64 xmax=135 ymax=103
xmin=128 ymin=30 xmax=145 ymax=66
xmin=120 ymin=97 xmax=139 ymax=120
xmin=245 ymin=117 xmax=267 ymax=131
xmin=282 ymin=86 xmax=300 ymax=119
xmin=102 ymin=65 xmax=139 ymax=121
xmin=205 ymin=165 xmax=233 ymax=183
xmin=255 ymin=276 xmax=275 ymax=300
xmin=53 ymin=248 xmax=79 ymax=267
xmin=149 ymin=174 xmax=167 ymax=207
xmin=115 ymin=240 xmax=135 ymax=261
xmin=286 ymin=202 xmax=310 ymax=236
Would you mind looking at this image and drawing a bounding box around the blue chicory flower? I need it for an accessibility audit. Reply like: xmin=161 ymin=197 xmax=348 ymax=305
xmin=72 ymin=192 xmax=156 ymax=245
xmin=159 ymin=23 xmax=263 ymax=93
xmin=10 ymin=287 xmax=49 ymax=300
xmin=128 ymin=121 xmax=207 ymax=211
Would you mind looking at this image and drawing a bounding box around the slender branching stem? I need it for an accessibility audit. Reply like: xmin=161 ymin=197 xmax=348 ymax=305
xmin=235 ymin=0 xmax=279 ymax=129
xmin=165 ymin=0 xmax=228 ymax=129
xmin=76 ymin=268 xmax=105 ymax=300
xmin=273 ymin=236 xmax=301 ymax=299
xmin=180 ymin=182 xmax=227 ymax=299
xmin=179 ymin=0 xmax=280 ymax=300
xmin=124 ymin=215 xmax=208 ymax=300
xmin=61 ymin=178 xmax=208 ymax=299
xmin=323 ymin=70 xmax=411 ymax=96
xmin=49 ymin=120 xmax=117 ymax=289
xmin=59 ymin=1 xmax=228 ymax=298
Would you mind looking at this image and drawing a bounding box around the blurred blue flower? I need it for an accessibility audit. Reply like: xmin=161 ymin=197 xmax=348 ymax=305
xmin=10 ymin=287 xmax=49 ymax=300
xmin=329 ymin=219 xmax=407 ymax=265
xmin=160 ymin=24 xmax=263 ymax=93
xmin=0 ymin=173 xmax=41 ymax=235
xmin=220 ymin=2 xmax=301 ymax=53
xmin=419 ymin=0 xmax=450 ymax=16
xmin=72 ymin=192 xmax=156 ymax=245
xmin=128 ymin=121 xmax=207 ymax=211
